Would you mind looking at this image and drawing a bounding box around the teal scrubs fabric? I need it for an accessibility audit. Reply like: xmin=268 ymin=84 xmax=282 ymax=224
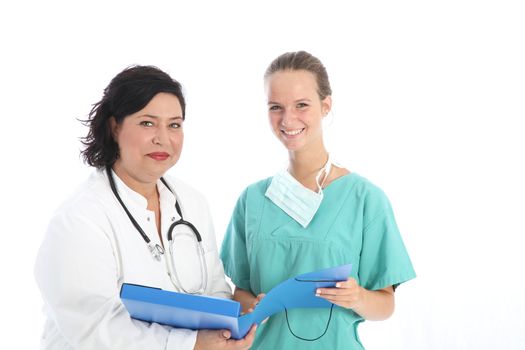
xmin=220 ymin=173 xmax=416 ymax=349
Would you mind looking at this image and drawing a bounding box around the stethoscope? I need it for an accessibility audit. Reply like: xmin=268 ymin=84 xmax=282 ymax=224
xmin=106 ymin=166 xmax=208 ymax=294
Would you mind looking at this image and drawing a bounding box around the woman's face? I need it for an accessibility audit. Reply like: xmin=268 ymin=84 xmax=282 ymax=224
xmin=111 ymin=92 xmax=184 ymax=184
xmin=265 ymin=69 xmax=331 ymax=153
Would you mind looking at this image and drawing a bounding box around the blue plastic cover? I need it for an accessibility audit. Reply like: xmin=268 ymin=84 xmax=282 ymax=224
xmin=120 ymin=264 xmax=351 ymax=339
xmin=120 ymin=284 xmax=241 ymax=332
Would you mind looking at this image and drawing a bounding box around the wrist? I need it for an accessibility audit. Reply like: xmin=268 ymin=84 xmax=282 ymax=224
xmin=351 ymin=286 xmax=367 ymax=313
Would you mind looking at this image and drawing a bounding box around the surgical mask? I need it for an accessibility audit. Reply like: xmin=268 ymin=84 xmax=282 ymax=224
xmin=265 ymin=156 xmax=332 ymax=228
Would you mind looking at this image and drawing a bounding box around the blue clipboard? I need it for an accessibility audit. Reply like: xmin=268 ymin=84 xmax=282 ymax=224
xmin=120 ymin=264 xmax=351 ymax=339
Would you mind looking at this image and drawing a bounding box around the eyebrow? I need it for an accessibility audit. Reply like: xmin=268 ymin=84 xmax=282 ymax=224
xmin=139 ymin=114 xmax=183 ymax=120
xmin=267 ymin=98 xmax=312 ymax=105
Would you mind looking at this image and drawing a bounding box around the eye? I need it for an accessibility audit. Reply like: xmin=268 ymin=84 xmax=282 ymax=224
xmin=269 ymin=105 xmax=282 ymax=111
xmin=169 ymin=122 xmax=182 ymax=129
xmin=140 ymin=120 xmax=154 ymax=127
xmin=296 ymin=102 xmax=309 ymax=109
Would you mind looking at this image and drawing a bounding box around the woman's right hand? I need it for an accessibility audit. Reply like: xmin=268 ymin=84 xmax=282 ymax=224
xmin=194 ymin=324 xmax=257 ymax=350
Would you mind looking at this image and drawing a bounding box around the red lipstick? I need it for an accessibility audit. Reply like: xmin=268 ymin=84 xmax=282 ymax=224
xmin=147 ymin=152 xmax=169 ymax=161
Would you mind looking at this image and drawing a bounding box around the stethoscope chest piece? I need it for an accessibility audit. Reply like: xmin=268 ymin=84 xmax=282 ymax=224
xmin=147 ymin=242 xmax=165 ymax=261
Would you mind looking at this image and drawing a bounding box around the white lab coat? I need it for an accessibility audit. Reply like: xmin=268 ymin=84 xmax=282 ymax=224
xmin=34 ymin=169 xmax=231 ymax=349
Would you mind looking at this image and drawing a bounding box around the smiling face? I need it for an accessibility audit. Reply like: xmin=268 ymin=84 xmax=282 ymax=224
xmin=111 ymin=92 xmax=184 ymax=186
xmin=266 ymin=69 xmax=331 ymax=153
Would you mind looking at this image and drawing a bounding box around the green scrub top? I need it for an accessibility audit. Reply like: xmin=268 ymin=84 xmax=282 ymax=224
xmin=220 ymin=173 xmax=416 ymax=349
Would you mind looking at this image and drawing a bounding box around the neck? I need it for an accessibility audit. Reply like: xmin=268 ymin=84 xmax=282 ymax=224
xmin=288 ymin=144 xmax=329 ymax=185
xmin=112 ymin=161 xmax=159 ymax=203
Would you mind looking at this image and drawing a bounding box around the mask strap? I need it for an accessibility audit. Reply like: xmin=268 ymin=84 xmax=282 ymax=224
xmin=315 ymin=153 xmax=333 ymax=191
xmin=284 ymin=304 xmax=334 ymax=341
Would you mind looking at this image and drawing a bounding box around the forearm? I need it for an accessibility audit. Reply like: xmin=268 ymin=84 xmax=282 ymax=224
xmin=233 ymin=287 xmax=257 ymax=314
xmin=352 ymin=287 xmax=395 ymax=321
xmin=35 ymin=216 xmax=197 ymax=349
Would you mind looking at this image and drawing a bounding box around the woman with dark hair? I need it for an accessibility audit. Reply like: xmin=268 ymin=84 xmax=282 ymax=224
xmin=220 ymin=51 xmax=415 ymax=349
xmin=35 ymin=65 xmax=256 ymax=350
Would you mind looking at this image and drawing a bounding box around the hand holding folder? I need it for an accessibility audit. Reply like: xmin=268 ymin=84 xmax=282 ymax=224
xmin=120 ymin=264 xmax=352 ymax=339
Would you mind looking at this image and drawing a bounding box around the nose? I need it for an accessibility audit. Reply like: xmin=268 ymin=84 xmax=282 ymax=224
xmin=281 ymin=108 xmax=297 ymax=127
xmin=153 ymin=126 xmax=169 ymax=145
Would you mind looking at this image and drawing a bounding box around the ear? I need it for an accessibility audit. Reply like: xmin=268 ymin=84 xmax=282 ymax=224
xmin=109 ymin=117 xmax=120 ymax=140
xmin=321 ymin=96 xmax=332 ymax=117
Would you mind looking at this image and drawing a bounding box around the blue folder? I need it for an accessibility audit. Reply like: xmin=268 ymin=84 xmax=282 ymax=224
xmin=120 ymin=264 xmax=351 ymax=339
xmin=120 ymin=284 xmax=241 ymax=332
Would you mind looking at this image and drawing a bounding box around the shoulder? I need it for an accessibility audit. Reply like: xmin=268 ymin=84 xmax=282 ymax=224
xmin=347 ymin=173 xmax=395 ymax=223
xmin=348 ymin=173 xmax=388 ymax=199
xmin=235 ymin=177 xmax=272 ymax=203
xmin=163 ymin=175 xmax=206 ymax=201
xmin=53 ymin=170 xmax=111 ymax=218
xmin=162 ymin=174 xmax=209 ymax=208
xmin=223 ymin=177 xmax=272 ymax=214
xmin=45 ymin=170 xmax=114 ymax=242
xmin=245 ymin=177 xmax=272 ymax=195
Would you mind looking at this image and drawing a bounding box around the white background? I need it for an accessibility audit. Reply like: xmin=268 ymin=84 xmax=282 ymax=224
xmin=1 ymin=0 xmax=524 ymax=349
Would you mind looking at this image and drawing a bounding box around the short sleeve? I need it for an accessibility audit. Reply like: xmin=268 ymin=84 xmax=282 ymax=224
xmin=220 ymin=189 xmax=252 ymax=291
xmin=358 ymin=189 xmax=416 ymax=291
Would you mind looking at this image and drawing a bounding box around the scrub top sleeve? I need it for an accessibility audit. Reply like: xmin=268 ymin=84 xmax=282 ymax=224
xmin=220 ymin=189 xmax=251 ymax=291
xmin=358 ymin=190 xmax=416 ymax=291
xmin=34 ymin=209 xmax=197 ymax=350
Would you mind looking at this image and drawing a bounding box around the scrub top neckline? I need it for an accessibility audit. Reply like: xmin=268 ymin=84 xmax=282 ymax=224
xmin=322 ymin=172 xmax=357 ymax=191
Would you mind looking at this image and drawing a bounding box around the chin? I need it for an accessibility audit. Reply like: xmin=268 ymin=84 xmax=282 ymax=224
xmin=281 ymin=141 xmax=305 ymax=152
xmin=145 ymin=166 xmax=171 ymax=180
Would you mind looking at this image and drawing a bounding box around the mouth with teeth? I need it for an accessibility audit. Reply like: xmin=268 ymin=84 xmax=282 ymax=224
xmin=281 ymin=128 xmax=305 ymax=137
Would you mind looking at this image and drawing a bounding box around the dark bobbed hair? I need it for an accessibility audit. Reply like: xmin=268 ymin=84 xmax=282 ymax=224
xmin=264 ymin=50 xmax=332 ymax=100
xmin=80 ymin=65 xmax=186 ymax=168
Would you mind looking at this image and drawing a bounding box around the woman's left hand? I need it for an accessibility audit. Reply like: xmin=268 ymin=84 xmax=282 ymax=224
xmin=315 ymin=277 xmax=365 ymax=309
xmin=246 ymin=293 xmax=266 ymax=314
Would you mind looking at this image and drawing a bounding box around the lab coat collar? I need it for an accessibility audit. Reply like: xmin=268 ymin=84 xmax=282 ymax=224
xmin=104 ymin=169 xmax=177 ymax=213
xmin=157 ymin=177 xmax=179 ymax=217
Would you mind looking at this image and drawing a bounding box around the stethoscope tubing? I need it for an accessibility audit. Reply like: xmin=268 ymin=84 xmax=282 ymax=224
xmin=106 ymin=167 xmax=207 ymax=294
